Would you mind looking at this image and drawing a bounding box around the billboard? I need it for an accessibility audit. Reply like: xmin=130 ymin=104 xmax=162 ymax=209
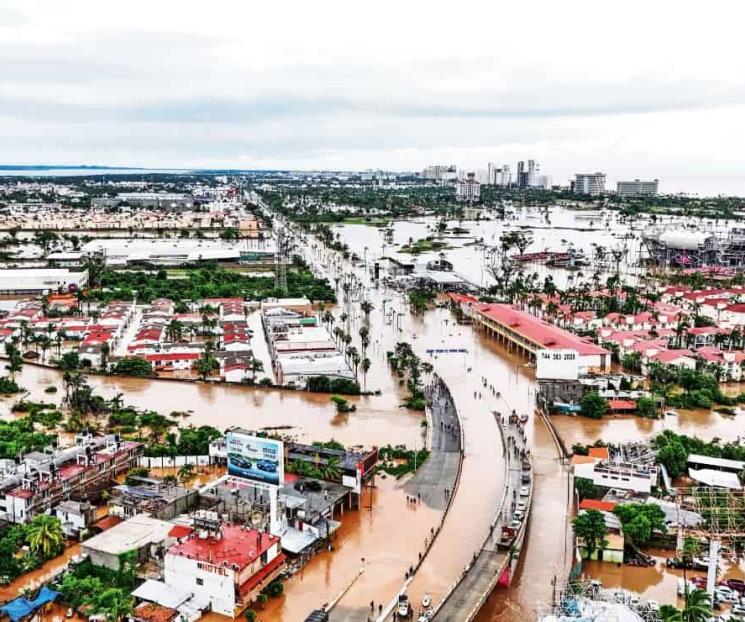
xmin=226 ymin=431 xmax=284 ymax=487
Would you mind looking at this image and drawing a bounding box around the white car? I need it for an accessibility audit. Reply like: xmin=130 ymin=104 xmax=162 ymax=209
xmin=520 ymin=486 xmax=530 ymax=497
xmin=714 ymin=587 xmax=736 ymax=602
xmin=514 ymin=510 xmax=524 ymax=521
xmin=517 ymin=501 xmax=526 ymax=511
xmin=732 ymin=603 xmax=745 ymax=616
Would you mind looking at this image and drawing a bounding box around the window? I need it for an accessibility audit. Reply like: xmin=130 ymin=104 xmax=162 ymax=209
xmin=196 ymin=578 xmax=203 ymax=586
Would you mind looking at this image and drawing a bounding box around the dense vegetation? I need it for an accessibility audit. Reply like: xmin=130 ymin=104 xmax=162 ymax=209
xmin=377 ymin=445 xmax=430 ymax=478
xmin=653 ymin=430 xmax=745 ymax=478
xmin=54 ymin=554 xmax=136 ymax=620
xmin=387 ymin=342 xmax=433 ymax=410
xmin=305 ymin=376 xmax=360 ymax=395
xmin=648 ymin=363 xmax=743 ymax=409
xmin=88 ymin=264 xmax=335 ymax=304
xmin=0 ymin=516 xmax=65 ymax=584
xmin=0 ymin=418 xmax=55 ymax=459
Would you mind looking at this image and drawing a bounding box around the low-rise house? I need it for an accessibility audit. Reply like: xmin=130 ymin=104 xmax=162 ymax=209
xmin=696 ymin=346 xmax=745 ymax=381
xmin=571 ymin=455 xmax=658 ymax=495
xmin=82 ymin=514 xmax=177 ymax=571
xmin=0 ymin=434 xmax=142 ymax=524
xmin=55 ymin=500 xmax=95 ymax=539
xmin=145 ymin=351 xmax=200 ymax=371
xmin=109 ymin=478 xmax=199 ymax=520
xmin=643 ymin=348 xmax=696 ymax=374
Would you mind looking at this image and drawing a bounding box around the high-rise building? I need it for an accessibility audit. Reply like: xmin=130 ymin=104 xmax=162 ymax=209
xmin=616 ymin=179 xmax=659 ymax=198
xmin=573 ymin=172 xmax=606 ymax=195
xmin=530 ymin=175 xmax=552 ymax=190
xmin=498 ymin=164 xmax=511 ymax=187
xmin=456 ymin=173 xmax=481 ymax=202
xmin=486 ymin=163 xmax=512 ymax=186
xmin=422 ymin=165 xmax=457 ymax=183
xmin=517 ymin=161 xmax=527 ymax=188
xmin=517 ymin=160 xmax=540 ymax=189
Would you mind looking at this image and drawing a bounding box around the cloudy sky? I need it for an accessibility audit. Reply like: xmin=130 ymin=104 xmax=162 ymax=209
xmin=2 ymin=0 xmax=745 ymax=194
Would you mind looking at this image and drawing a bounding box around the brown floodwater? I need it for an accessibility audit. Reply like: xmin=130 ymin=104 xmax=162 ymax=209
xmin=8 ymin=210 xmax=728 ymax=619
xmin=0 ymin=543 xmax=81 ymax=603
xmin=552 ymin=405 xmax=745 ymax=449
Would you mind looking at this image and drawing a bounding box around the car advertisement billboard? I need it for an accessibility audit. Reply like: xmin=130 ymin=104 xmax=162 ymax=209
xmin=226 ymin=432 xmax=284 ymax=487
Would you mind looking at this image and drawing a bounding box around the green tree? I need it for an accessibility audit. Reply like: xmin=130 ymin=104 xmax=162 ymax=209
xmin=113 ymin=356 xmax=153 ymax=377
xmin=196 ymin=350 xmax=219 ymax=380
xmin=660 ymin=588 xmax=711 ymax=622
xmin=636 ymin=396 xmax=659 ymax=419
xmin=656 ymin=440 xmax=688 ymax=478
xmin=613 ymin=503 xmax=666 ymax=548
xmin=26 ymin=514 xmax=64 ymax=558
xmin=90 ymin=587 xmax=134 ymax=621
xmin=574 ymin=477 xmax=599 ymax=500
xmin=165 ymin=319 xmax=184 ymax=343
xmin=178 ymin=463 xmax=195 ymax=483
xmin=580 ymin=391 xmax=608 ymax=419
xmin=572 ymin=509 xmax=608 ymax=559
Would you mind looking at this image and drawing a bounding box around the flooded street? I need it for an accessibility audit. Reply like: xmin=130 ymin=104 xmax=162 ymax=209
xmin=6 ymin=210 xmax=741 ymax=620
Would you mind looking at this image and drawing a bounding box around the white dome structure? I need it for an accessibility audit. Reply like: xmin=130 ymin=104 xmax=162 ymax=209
xmin=657 ymin=230 xmax=711 ymax=250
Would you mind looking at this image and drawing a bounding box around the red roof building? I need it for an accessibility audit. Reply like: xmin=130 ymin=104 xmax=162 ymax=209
xmin=474 ymin=303 xmax=611 ymax=374
xmin=164 ymin=524 xmax=285 ymax=617
xmin=579 ymin=499 xmax=618 ymax=513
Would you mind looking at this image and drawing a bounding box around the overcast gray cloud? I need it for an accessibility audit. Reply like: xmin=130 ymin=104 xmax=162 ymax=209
xmin=1 ymin=0 xmax=745 ymax=194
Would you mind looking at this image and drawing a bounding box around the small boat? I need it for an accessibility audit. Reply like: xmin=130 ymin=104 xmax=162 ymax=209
xmin=664 ymin=410 xmax=678 ymax=417
xmin=422 ymin=593 xmax=432 ymax=608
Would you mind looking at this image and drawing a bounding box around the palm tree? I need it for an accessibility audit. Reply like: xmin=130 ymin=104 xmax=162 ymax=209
xmin=680 ymin=536 xmax=700 ymax=597
xmin=5 ymin=343 xmax=22 ymax=380
xmin=249 ymin=357 xmax=264 ymax=382
xmin=99 ymin=341 xmax=110 ymax=371
xmin=361 ymin=357 xmax=371 ymax=390
xmin=165 ymin=319 xmax=185 ymax=343
xmin=660 ymin=588 xmax=711 ymax=622
xmin=178 ymin=463 xmax=195 ymax=483
xmin=37 ymin=335 xmax=52 ymax=363
xmin=321 ymin=456 xmax=342 ymax=481
xmin=26 ymin=515 xmax=63 ymax=558
xmin=360 ymin=300 xmax=373 ymax=320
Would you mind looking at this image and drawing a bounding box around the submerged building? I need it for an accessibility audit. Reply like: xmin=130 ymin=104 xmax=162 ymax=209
xmin=642 ymin=227 xmax=745 ymax=267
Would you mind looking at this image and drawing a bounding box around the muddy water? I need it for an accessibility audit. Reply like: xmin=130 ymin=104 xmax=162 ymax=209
xmin=333 ymin=207 xmax=646 ymax=290
xmin=5 ymin=287 xmax=447 ymax=620
xmin=0 ymin=543 xmax=81 ymax=603
xmin=553 ymin=405 xmax=745 ymax=448
xmin=10 ymin=363 xmax=424 ymax=449
xmin=259 ymin=476 xmax=440 ymax=621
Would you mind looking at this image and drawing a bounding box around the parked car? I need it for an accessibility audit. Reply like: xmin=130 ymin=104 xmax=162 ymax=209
xmin=714 ymin=586 xmax=736 ymax=602
xmin=397 ymin=594 xmax=412 ymax=619
xmin=722 ymin=579 xmax=745 ymax=595
xmin=691 ymin=576 xmax=707 ymax=589
xmin=516 ymin=501 xmax=526 ymax=511
xmin=666 ymin=556 xmax=695 ymax=569
xmin=519 ymin=486 xmax=529 ymax=497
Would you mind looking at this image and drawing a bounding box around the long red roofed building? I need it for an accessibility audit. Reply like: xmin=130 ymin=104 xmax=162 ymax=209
xmin=473 ymin=303 xmax=611 ymax=378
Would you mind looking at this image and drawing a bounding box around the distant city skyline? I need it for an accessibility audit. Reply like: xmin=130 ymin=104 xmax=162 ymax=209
xmin=2 ymin=1 xmax=745 ymax=196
